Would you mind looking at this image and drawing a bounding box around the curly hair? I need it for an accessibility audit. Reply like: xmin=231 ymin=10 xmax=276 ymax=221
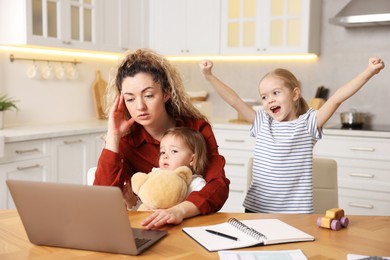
xmin=105 ymin=49 xmax=206 ymax=121
xmin=260 ymin=68 xmax=309 ymax=117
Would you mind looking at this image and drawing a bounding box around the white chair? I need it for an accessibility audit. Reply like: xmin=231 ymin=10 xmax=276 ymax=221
xmin=87 ymin=167 xmax=97 ymax=185
xmin=246 ymin=157 xmax=338 ymax=213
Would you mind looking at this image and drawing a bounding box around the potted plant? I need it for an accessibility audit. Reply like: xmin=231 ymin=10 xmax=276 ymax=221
xmin=0 ymin=94 xmax=19 ymax=129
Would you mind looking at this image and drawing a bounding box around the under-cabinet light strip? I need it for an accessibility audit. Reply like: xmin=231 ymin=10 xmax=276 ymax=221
xmin=0 ymin=46 xmax=318 ymax=61
xmin=168 ymin=54 xmax=318 ymax=61
xmin=0 ymin=46 xmax=119 ymax=60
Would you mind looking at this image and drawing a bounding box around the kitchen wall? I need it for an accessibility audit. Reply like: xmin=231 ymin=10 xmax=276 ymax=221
xmin=0 ymin=0 xmax=389 ymax=127
xmin=0 ymin=52 xmax=116 ymax=126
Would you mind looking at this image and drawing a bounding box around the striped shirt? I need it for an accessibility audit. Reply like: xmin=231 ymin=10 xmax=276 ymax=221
xmin=243 ymin=108 xmax=322 ymax=213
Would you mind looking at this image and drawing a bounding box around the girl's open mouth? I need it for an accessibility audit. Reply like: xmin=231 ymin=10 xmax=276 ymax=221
xmin=270 ymin=106 xmax=281 ymax=114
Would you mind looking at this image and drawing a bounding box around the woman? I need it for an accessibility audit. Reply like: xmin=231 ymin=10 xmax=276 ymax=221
xmin=94 ymin=49 xmax=229 ymax=229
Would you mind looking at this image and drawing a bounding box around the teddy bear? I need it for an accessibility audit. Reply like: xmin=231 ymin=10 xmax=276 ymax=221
xmin=131 ymin=166 xmax=193 ymax=211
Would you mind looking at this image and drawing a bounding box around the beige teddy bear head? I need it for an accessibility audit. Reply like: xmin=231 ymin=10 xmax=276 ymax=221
xmin=131 ymin=166 xmax=193 ymax=211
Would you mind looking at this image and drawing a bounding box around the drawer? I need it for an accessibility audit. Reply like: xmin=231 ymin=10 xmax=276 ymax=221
xmin=0 ymin=139 xmax=50 ymax=164
xmin=339 ymin=188 xmax=390 ymax=216
xmin=0 ymin=157 xmax=52 ymax=209
xmin=220 ymin=149 xmax=252 ymax=191
xmin=214 ymin=130 xmax=255 ymax=151
xmin=314 ymin=136 xmax=390 ymax=161
xmin=336 ymin=158 xmax=390 ymax=192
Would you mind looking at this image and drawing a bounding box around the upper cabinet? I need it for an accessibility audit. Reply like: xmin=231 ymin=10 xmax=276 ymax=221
xmin=148 ymin=0 xmax=220 ymax=56
xmin=220 ymin=0 xmax=321 ymax=55
xmin=0 ymin=0 xmax=98 ymax=51
xmin=0 ymin=0 xmax=321 ymax=55
xmin=0 ymin=0 xmax=145 ymax=52
xmin=97 ymin=0 xmax=146 ymax=52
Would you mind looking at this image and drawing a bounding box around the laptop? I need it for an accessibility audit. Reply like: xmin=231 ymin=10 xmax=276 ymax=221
xmin=6 ymin=179 xmax=167 ymax=255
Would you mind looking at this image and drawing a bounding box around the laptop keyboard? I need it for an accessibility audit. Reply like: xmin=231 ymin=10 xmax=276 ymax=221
xmin=135 ymin=237 xmax=151 ymax=248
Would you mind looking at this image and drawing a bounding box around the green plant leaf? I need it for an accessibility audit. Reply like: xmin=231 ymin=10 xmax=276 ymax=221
xmin=0 ymin=94 xmax=19 ymax=111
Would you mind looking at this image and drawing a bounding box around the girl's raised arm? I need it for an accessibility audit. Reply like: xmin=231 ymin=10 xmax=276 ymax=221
xmin=199 ymin=60 xmax=256 ymax=123
xmin=316 ymin=57 xmax=385 ymax=129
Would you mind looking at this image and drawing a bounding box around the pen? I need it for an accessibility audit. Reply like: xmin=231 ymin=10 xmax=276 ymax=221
xmin=205 ymin=229 xmax=238 ymax=241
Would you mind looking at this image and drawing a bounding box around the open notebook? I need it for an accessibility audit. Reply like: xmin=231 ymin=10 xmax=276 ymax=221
xmin=183 ymin=218 xmax=314 ymax=252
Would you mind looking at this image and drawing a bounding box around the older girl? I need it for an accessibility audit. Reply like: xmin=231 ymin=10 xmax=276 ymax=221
xmin=200 ymin=57 xmax=384 ymax=213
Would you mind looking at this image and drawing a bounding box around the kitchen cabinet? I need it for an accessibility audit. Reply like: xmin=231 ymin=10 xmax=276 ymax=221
xmin=220 ymin=0 xmax=321 ymax=55
xmin=148 ymin=0 xmax=220 ymax=55
xmin=314 ymin=131 xmax=390 ymax=216
xmin=0 ymin=121 xmax=107 ymax=209
xmin=90 ymin=132 xmax=105 ymax=166
xmin=50 ymin=134 xmax=91 ymax=185
xmin=212 ymin=123 xmax=254 ymax=212
xmin=98 ymin=0 xmax=146 ymax=52
xmin=0 ymin=0 xmax=98 ymax=51
xmin=51 ymin=132 xmax=105 ymax=185
xmin=0 ymin=139 xmax=52 ymax=209
xmin=0 ymin=0 xmax=146 ymax=52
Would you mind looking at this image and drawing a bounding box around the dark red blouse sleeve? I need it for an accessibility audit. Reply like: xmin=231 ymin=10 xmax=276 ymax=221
xmin=93 ymin=148 xmax=127 ymax=188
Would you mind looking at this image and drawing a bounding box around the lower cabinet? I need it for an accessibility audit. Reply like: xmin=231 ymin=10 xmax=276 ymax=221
xmin=213 ymin=124 xmax=254 ymax=212
xmin=51 ymin=135 xmax=91 ymax=185
xmin=0 ymin=157 xmax=51 ymax=209
xmin=314 ymin=132 xmax=390 ymax=216
xmin=0 ymin=131 xmax=106 ymax=209
xmin=90 ymin=132 xmax=106 ymax=167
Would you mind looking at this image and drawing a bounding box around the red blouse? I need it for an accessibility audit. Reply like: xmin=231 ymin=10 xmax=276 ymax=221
xmin=94 ymin=118 xmax=230 ymax=214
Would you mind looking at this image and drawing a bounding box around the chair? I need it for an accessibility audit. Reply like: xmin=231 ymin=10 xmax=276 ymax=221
xmin=312 ymin=158 xmax=338 ymax=213
xmin=246 ymin=157 xmax=338 ymax=213
xmin=87 ymin=167 xmax=97 ymax=185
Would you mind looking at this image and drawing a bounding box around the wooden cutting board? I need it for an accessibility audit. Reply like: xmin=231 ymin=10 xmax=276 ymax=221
xmin=92 ymin=70 xmax=107 ymax=119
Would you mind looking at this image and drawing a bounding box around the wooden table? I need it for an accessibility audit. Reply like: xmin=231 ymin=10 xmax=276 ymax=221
xmin=0 ymin=210 xmax=389 ymax=259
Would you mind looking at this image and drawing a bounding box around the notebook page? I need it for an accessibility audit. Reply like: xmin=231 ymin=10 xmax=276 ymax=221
xmin=239 ymin=219 xmax=314 ymax=245
xmin=183 ymin=222 xmax=264 ymax=252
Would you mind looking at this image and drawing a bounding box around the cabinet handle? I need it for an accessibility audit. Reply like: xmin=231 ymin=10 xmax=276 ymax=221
xmin=15 ymin=148 xmax=39 ymax=154
xmin=348 ymin=173 xmax=375 ymax=178
xmin=63 ymin=139 xmax=83 ymax=144
xmin=224 ymin=139 xmax=245 ymax=143
xmin=16 ymin=164 xmax=41 ymax=171
xmin=349 ymin=147 xmax=375 ymax=152
xmin=62 ymin=41 xmax=72 ymax=45
xmin=226 ymin=163 xmax=245 ymax=167
xmin=348 ymin=202 xmax=374 ymax=209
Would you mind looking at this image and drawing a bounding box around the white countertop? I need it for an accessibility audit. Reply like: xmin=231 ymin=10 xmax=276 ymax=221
xmin=211 ymin=118 xmax=252 ymax=131
xmin=0 ymin=119 xmax=108 ymax=143
xmin=212 ymin=119 xmax=390 ymax=139
xmin=1 ymin=119 xmax=389 ymax=144
xmin=322 ymin=124 xmax=390 ymax=138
